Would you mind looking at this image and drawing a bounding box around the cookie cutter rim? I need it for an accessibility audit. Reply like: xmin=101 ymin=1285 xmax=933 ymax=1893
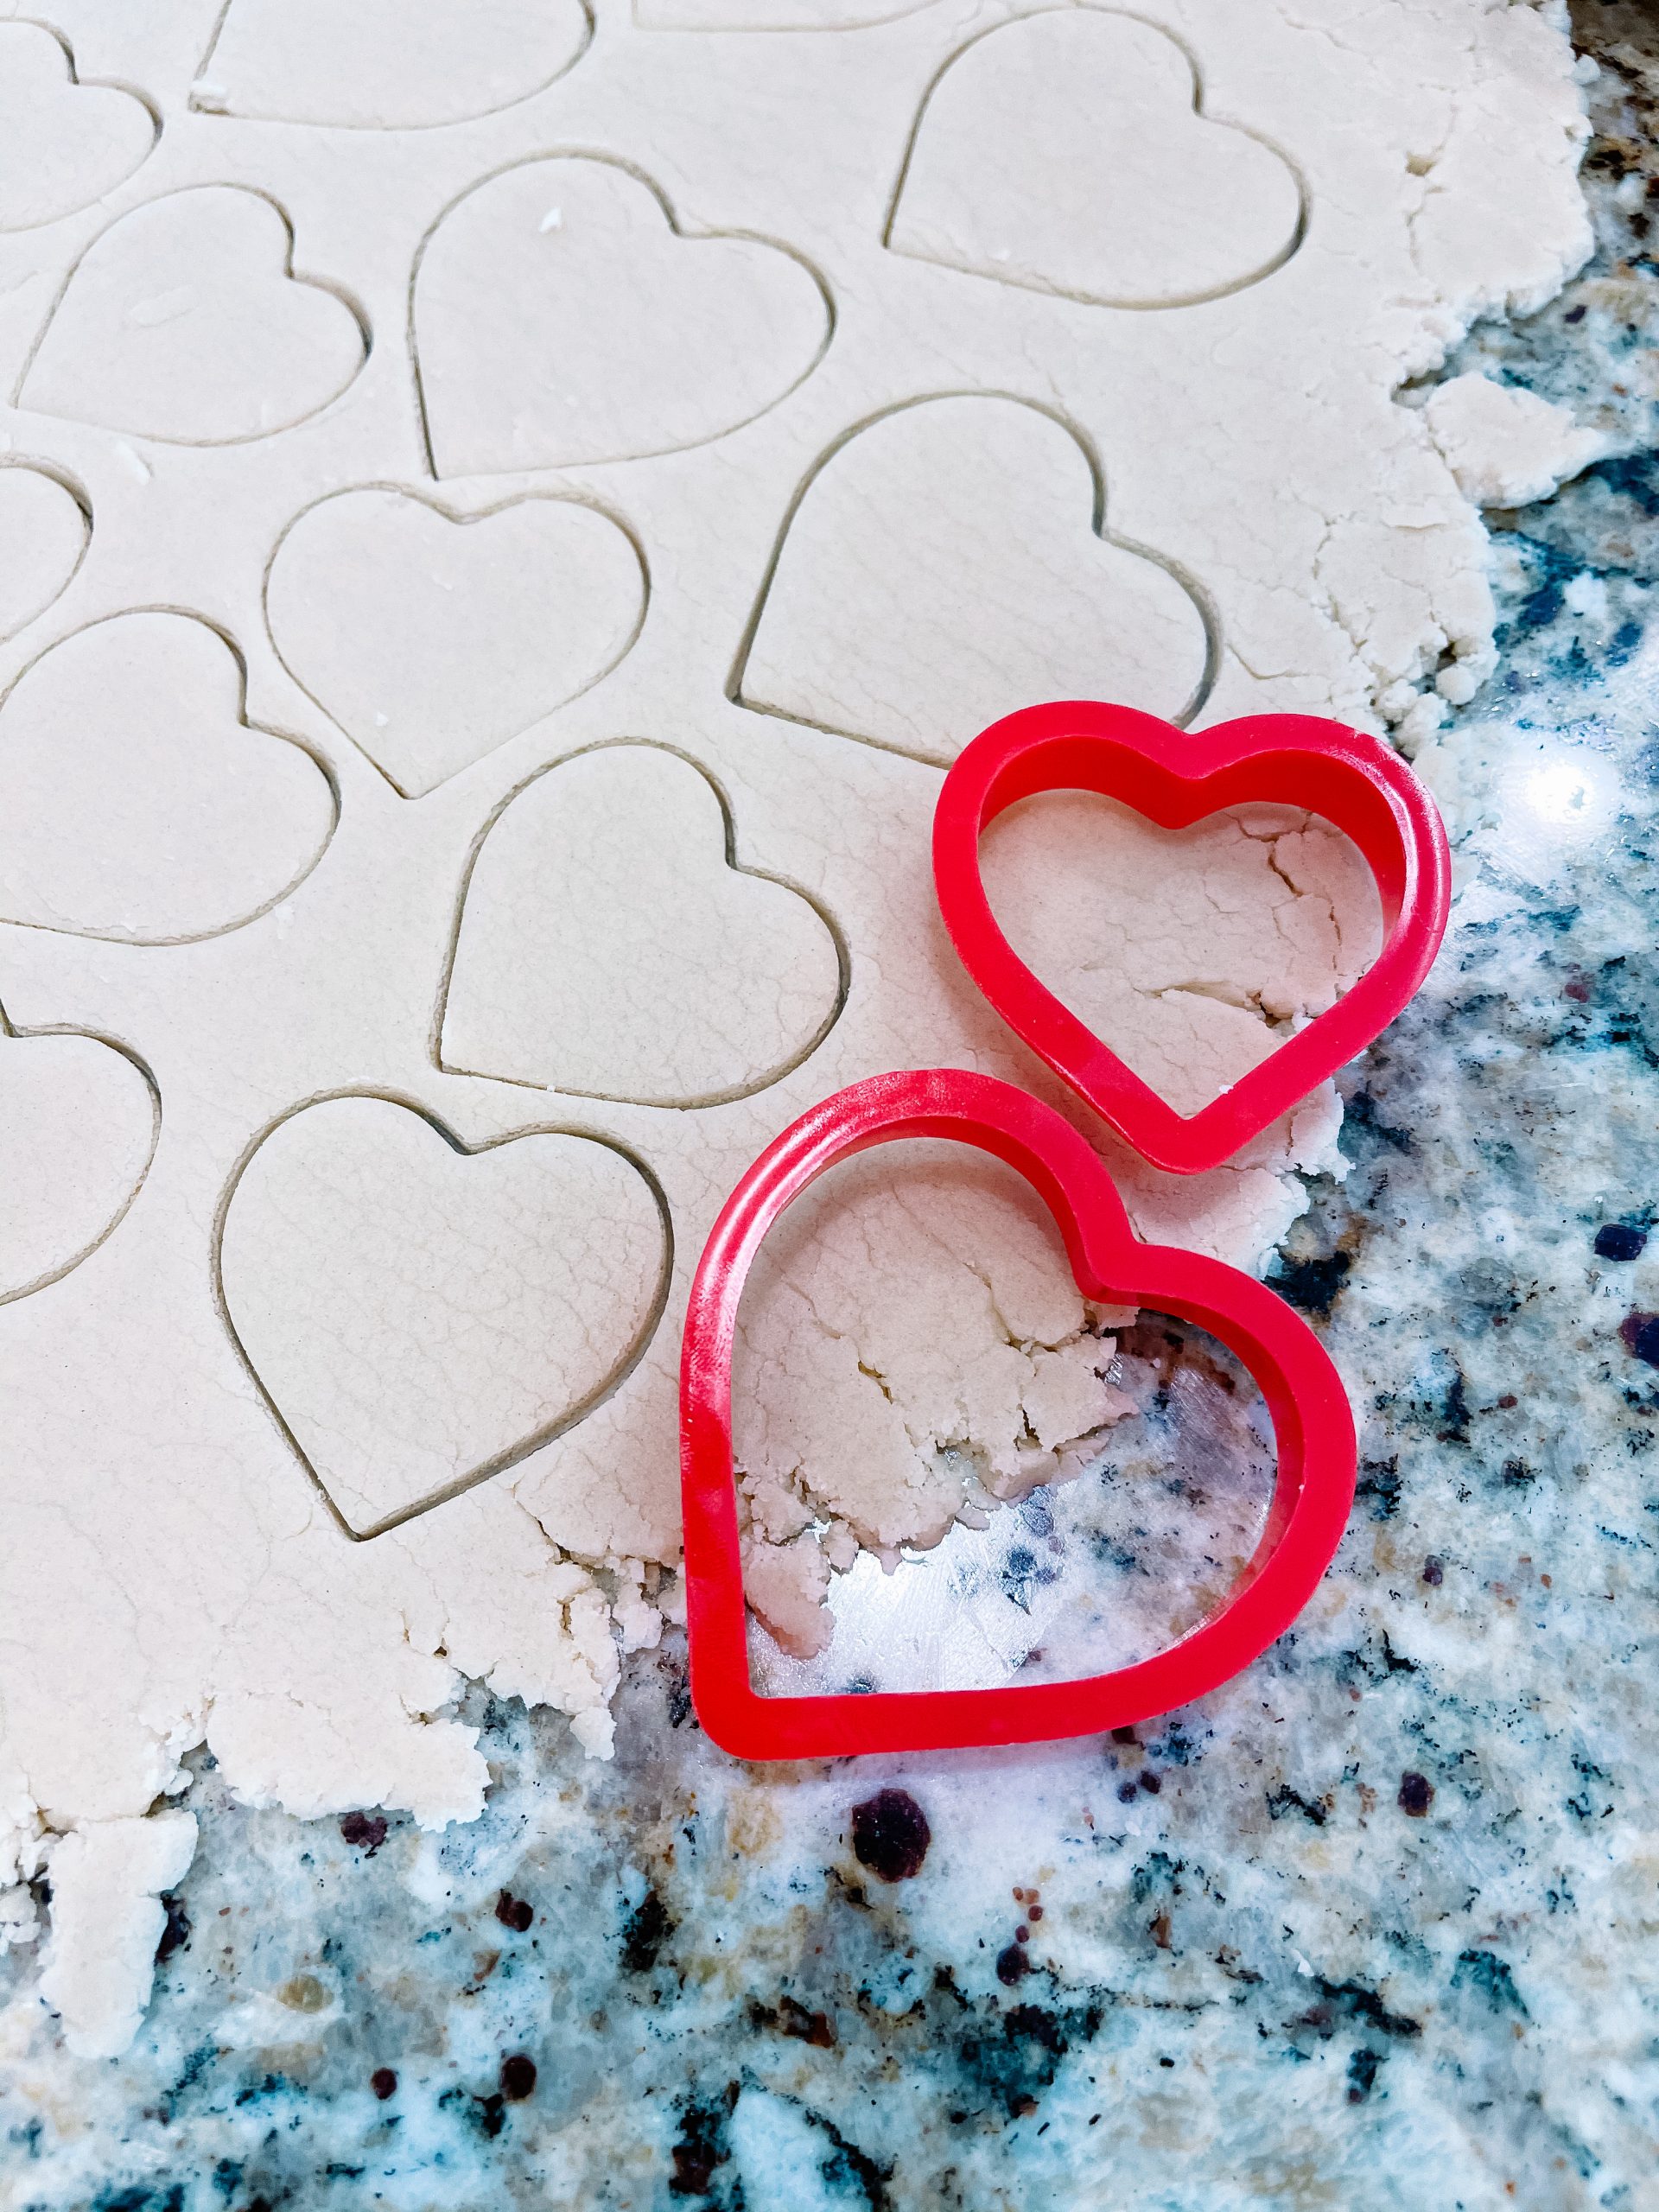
xmin=931 ymin=699 xmax=1452 ymax=1175
xmin=679 ymin=1066 xmax=1357 ymax=1761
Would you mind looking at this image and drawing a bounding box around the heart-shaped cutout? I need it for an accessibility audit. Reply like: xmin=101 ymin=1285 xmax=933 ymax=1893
xmin=735 ymin=395 xmax=1211 ymax=765
xmin=439 ymin=741 xmax=845 ymax=1106
xmin=18 ymin=185 xmax=365 ymax=445
xmin=0 ymin=611 xmax=336 ymax=944
xmin=0 ymin=22 xmax=156 ymax=232
xmin=934 ymin=702 xmax=1450 ymax=1175
xmin=192 ymin=0 xmax=589 ymax=128
xmin=219 ymin=1093 xmax=671 ymax=1539
xmin=265 ymin=486 xmax=646 ymax=798
xmin=412 ymin=155 xmax=830 ymax=476
xmin=680 ymin=1067 xmax=1356 ymax=1758
xmin=887 ymin=9 xmax=1303 ymax=309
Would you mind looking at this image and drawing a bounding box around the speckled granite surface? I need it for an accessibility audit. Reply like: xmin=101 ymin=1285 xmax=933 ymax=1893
xmin=5 ymin=8 xmax=1659 ymax=2208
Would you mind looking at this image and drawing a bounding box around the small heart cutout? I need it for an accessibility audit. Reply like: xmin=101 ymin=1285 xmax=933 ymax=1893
xmin=933 ymin=701 xmax=1450 ymax=1175
xmin=0 ymin=1005 xmax=158 ymax=1304
xmin=0 ymin=611 xmax=336 ymax=944
xmin=193 ymin=0 xmax=589 ymax=128
xmin=265 ymin=486 xmax=646 ymax=798
xmin=440 ymin=742 xmax=844 ymax=1107
xmin=412 ymin=156 xmax=830 ymax=475
xmin=219 ymin=1093 xmax=671 ymax=1539
xmin=887 ymin=10 xmax=1303 ymax=308
xmin=18 ymin=185 xmax=365 ymax=445
xmin=682 ymin=1068 xmax=1357 ymax=1758
xmin=0 ymin=22 xmax=156 ymax=232
xmin=736 ymin=395 xmax=1211 ymax=766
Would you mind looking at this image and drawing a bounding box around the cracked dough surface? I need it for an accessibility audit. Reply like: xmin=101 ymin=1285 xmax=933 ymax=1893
xmin=0 ymin=0 xmax=1595 ymax=2055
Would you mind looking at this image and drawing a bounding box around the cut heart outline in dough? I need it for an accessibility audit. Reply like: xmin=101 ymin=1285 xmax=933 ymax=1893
xmin=0 ymin=20 xmax=158 ymax=232
xmin=635 ymin=0 xmax=934 ymax=26
xmin=264 ymin=484 xmax=649 ymax=798
xmin=0 ymin=1000 xmax=160 ymax=1306
xmin=733 ymin=391 xmax=1217 ymax=766
xmin=0 ymin=609 xmax=339 ymax=944
xmin=191 ymin=0 xmax=593 ymax=128
xmin=411 ymin=153 xmax=833 ymax=476
xmin=886 ymin=7 xmax=1306 ymax=310
xmin=0 ymin=461 xmax=90 ymax=645
xmin=16 ymin=185 xmax=369 ymax=445
xmin=215 ymin=1090 xmax=674 ymax=1541
xmin=437 ymin=740 xmax=848 ymax=1108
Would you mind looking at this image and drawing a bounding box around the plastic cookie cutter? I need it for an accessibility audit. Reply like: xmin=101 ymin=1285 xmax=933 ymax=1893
xmin=679 ymin=1067 xmax=1357 ymax=1761
xmin=932 ymin=700 xmax=1452 ymax=1175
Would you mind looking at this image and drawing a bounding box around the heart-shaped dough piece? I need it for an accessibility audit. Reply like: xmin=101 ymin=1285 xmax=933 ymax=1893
xmin=266 ymin=487 xmax=646 ymax=798
xmin=219 ymin=1096 xmax=671 ymax=1539
xmin=0 ymin=612 xmax=336 ymax=944
xmin=0 ymin=1013 xmax=158 ymax=1304
xmin=441 ymin=744 xmax=843 ymax=1106
xmin=0 ymin=22 xmax=156 ymax=232
xmin=737 ymin=394 xmax=1211 ymax=765
xmin=19 ymin=186 xmax=365 ymax=445
xmin=0 ymin=465 xmax=87 ymax=644
xmin=413 ymin=156 xmax=830 ymax=475
xmin=888 ymin=10 xmax=1302 ymax=308
xmin=193 ymin=0 xmax=588 ymax=127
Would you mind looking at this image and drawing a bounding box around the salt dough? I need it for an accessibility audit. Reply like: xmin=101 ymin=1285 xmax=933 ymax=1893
xmin=0 ymin=612 xmax=335 ymax=943
xmin=413 ymin=156 xmax=830 ymax=474
xmin=637 ymin=1 xmax=934 ymax=24
xmin=440 ymin=744 xmax=844 ymax=1105
xmin=0 ymin=0 xmax=1598 ymax=2059
xmin=888 ymin=10 xmax=1303 ymax=308
xmin=1423 ymin=372 xmax=1611 ymax=512
xmin=0 ymin=21 xmax=155 ymax=233
xmin=36 ymin=1813 xmax=196 ymax=2060
xmin=194 ymin=0 xmax=591 ymax=128
xmin=219 ymin=1096 xmax=670 ymax=1537
xmin=979 ymin=795 xmax=1383 ymax=1115
xmin=18 ymin=186 xmax=366 ymax=444
xmin=0 ymin=464 xmax=86 ymax=643
xmin=738 ymin=395 xmax=1212 ymax=764
xmin=0 ymin=1010 xmax=157 ymax=1304
xmin=734 ymin=1146 xmax=1135 ymax=1656
xmin=264 ymin=487 xmax=647 ymax=798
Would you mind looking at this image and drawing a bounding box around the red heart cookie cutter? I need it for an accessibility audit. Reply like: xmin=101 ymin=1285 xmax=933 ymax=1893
xmin=932 ymin=701 xmax=1452 ymax=1175
xmin=679 ymin=1067 xmax=1357 ymax=1761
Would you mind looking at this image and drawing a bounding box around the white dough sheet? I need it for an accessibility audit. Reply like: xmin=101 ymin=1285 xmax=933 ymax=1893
xmin=0 ymin=0 xmax=1605 ymax=2055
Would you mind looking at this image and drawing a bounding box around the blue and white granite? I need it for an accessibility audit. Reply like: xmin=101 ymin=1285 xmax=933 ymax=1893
xmin=5 ymin=9 xmax=1659 ymax=2207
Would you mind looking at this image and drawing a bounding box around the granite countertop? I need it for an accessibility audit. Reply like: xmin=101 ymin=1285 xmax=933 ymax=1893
xmin=4 ymin=6 xmax=1659 ymax=2208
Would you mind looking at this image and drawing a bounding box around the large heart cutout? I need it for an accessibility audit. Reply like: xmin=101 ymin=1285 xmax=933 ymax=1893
xmin=219 ymin=1094 xmax=671 ymax=1539
xmin=265 ymin=486 xmax=646 ymax=798
xmin=412 ymin=156 xmax=830 ymax=475
xmin=680 ymin=1067 xmax=1357 ymax=1759
xmin=735 ymin=395 xmax=1211 ymax=766
xmin=887 ymin=9 xmax=1303 ymax=309
xmin=934 ymin=702 xmax=1450 ymax=1176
